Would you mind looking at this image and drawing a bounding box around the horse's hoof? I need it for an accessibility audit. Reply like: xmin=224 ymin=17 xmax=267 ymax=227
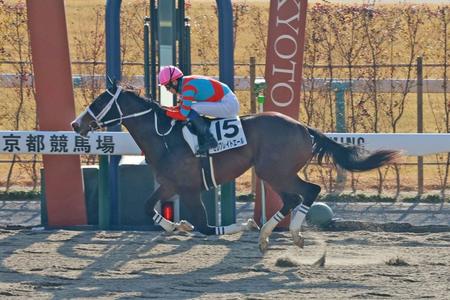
xmin=176 ymin=220 xmax=194 ymax=232
xmin=245 ymin=218 xmax=260 ymax=231
xmin=163 ymin=230 xmax=175 ymax=236
xmin=258 ymin=237 xmax=269 ymax=254
xmin=291 ymin=230 xmax=304 ymax=248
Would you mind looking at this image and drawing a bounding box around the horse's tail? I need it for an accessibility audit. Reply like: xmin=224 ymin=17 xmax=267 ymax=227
xmin=306 ymin=127 xmax=400 ymax=172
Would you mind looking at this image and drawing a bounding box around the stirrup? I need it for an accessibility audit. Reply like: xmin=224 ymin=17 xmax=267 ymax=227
xmin=196 ymin=145 xmax=212 ymax=156
xmin=195 ymin=151 xmax=208 ymax=157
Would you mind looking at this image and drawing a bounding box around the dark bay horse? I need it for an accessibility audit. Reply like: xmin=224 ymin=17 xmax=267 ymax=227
xmin=71 ymin=84 xmax=400 ymax=253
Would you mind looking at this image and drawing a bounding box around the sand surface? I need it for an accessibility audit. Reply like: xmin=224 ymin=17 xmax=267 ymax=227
xmin=1 ymin=227 xmax=449 ymax=299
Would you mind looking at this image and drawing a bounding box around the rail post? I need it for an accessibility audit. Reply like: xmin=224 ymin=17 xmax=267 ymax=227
xmin=249 ymin=57 xmax=256 ymax=195
xmin=417 ymin=56 xmax=424 ymax=196
xmin=331 ymin=81 xmax=350 ymax=193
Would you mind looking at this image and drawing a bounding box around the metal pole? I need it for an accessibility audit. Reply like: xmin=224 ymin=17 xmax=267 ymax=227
xmin=184 ymin=17 xmax=191 ymax=75
xmin=250 ymin=57 xmax=257 ymax=195
xmin=150 ymin=0 xmax=157 ymax=99
xmin=257 ymin=93 xmax=266 ymax=224
xmin=177 ymin=0 xmax=185 ymax=71
xmin=158 ymin=0 xmax=176 ymax=106
xmin=217 ymin=0 xmax=236 ymax=226
xmin=144 ymin=17 xmax=151 ymax=98
xmin=250 ymin=57 xmax=256 ymax=114
xmin=417 ymin=56 xmax=424 ymax=196
xmin=103 ymin=0 xmax=122 ymax=228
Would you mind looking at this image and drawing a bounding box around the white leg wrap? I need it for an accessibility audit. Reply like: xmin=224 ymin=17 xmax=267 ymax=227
xmin=261 ymin=211 xmax=285 ymax=236
xmin=153 ymin=210 xmax=175 ymax=232
xmin=215 ymin=219 xmax=259 ymax=235
xmin=290 ymin=204 xmax=310 ymax=231
xmin=215 ymin=223 xmax=247 ymax=235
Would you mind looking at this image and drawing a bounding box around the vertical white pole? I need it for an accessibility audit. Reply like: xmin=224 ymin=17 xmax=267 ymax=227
xmin=258 ymin=94 xmax=266 ymax=224
xmin=158 ymin=0 xmax=176 ymax=107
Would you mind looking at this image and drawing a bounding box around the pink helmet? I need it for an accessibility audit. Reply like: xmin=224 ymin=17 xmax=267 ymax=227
xmin=158 ymin=65 xmax=183 ymax=85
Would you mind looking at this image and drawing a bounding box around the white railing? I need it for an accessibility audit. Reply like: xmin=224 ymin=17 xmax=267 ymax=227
xmin=1 ymin=74 xmax=449 ymax=93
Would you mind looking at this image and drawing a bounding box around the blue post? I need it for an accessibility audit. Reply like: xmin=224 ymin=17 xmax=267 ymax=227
xmin=102 ymin=0 xmax=122 ymax=228
xmin=217 ymin=0 xmax=236 ymax=226
xmin=216 ymin=1 xmax=234 ymax=88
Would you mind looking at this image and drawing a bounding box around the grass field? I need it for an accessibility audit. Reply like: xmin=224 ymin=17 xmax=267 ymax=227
xmin=0 ymin=1 xmax=449 ymax=197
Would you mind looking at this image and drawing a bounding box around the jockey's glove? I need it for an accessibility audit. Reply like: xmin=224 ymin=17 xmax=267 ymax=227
xmin=165 ymin=107 xmax=187 ymax=121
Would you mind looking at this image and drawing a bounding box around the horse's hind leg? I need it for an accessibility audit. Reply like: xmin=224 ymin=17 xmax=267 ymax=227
xmin=257 ymin=174 xmax=321 ymax=252
xmin=288 ymin=177 xmax=321 ymax=248
xmin=258 ymin=191 xmax=301 ymax=253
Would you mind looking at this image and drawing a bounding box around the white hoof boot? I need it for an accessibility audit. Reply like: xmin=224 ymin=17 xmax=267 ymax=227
xmin=257 ymin=212 xmax=284 ymax=254
xmin=175 ymin=220 xmax=194 ymax=232
xmin=291 ymin=230 xmax=305 ymax=248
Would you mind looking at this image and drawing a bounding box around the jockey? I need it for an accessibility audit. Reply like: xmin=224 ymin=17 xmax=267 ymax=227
xmin=158 ymin=65 xmax=240 ymax=155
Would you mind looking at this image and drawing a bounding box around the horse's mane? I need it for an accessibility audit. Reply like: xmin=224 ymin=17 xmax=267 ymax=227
xmin=121 ymin=86 xmax=251 ymax=125
xmin=122 ymin=88 xmax=163 ymax=111
xmin=121 ymin=88 xmax=176 ymax=125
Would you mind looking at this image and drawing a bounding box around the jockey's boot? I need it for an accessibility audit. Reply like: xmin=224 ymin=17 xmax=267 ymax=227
xmin=189 ymin=117 xmax=218 ymax=155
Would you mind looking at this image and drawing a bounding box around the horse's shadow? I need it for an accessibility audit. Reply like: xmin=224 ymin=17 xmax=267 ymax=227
xmin=0 ymin=228 xmax=369 ymax=299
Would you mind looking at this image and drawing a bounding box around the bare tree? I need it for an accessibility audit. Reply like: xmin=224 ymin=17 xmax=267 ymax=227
xmin=0 ymin=2 xmax=34 ymax=191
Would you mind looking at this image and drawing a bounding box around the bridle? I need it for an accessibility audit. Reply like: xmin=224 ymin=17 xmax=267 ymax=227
xmin=85 ymin=86 xmax=153 ymax=129
xmin=75 ymin=85 xmax=176 ymax=140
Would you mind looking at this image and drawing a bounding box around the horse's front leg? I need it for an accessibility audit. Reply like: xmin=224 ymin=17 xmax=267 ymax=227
xmin=145 ymin=184 xmax=193 ymax=233
xmin=180 ymin=190 xmax=259 ymax=235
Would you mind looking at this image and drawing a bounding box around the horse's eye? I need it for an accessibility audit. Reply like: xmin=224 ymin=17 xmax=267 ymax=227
xmin=89 ymin=121 xmax=99 ymax=130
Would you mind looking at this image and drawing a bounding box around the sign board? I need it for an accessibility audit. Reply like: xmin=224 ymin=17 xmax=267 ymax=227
xmin=0 ymin=131 xmax=140 ymax=155
xmin=264 ymin=0 xmax=308 ymax=116
xmin=3 ymin=130 xmax=450 ymax=157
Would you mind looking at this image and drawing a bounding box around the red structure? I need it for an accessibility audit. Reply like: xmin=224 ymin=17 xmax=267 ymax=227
xmin=26 ymin=0 xmax=86 ymax=226
xmin=254 ymin=0 xmax=308 ymax=228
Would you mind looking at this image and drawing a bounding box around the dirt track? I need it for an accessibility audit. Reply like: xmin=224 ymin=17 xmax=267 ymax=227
xmin=1 ymin=228 xmax=449 ymax=299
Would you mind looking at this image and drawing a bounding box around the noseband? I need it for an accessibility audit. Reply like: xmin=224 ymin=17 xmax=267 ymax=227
xmin=86 ymin=86 xmax=153 ymax=128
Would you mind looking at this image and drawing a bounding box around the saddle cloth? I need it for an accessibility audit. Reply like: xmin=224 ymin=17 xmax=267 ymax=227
xmin=182 ymin=116 xmax=247 ymax=190
xmin=182 ymin=116 xmax=247 ymax=155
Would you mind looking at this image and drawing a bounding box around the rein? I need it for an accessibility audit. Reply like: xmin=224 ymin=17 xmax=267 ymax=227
xmin=86 ymin=86 xmax=154 ymax=128
xmin=154 ymin=112 xmax=176 ymax=137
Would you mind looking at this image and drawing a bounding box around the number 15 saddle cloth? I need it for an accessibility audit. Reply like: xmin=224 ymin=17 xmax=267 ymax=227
xmin=182 ymin=116 xmax=248 ymax=190
xmin=182 ymin=116 xmax=247 ymax=156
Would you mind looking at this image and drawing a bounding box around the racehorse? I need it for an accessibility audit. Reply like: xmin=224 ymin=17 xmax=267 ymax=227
xmin=71 ymin=83 xmax=400 ymax=253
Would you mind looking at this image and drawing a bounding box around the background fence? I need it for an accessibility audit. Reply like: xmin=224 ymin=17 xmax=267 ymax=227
xmin=0 ymin=1 xmax=449 ymax=198
xmin=1 ymin=59 xmax=449 ymax=198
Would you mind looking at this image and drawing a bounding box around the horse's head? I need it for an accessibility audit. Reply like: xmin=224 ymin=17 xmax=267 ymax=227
xmin=71 ymin=84 xmax=124 ymax=137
